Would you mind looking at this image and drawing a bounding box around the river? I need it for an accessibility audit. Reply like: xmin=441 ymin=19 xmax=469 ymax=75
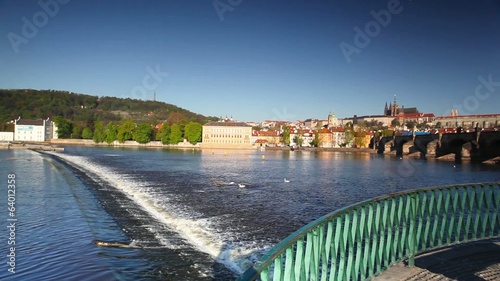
xmin=0 ymin=147 xmax=498 ymax=280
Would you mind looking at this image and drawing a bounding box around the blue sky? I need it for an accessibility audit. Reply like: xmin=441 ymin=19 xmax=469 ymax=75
xmin=1 ymin=0 xmax=499 ymax=122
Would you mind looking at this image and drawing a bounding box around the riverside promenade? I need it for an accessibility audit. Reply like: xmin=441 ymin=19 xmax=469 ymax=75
xmin=374 ymin=240 xmax=500 ymax=281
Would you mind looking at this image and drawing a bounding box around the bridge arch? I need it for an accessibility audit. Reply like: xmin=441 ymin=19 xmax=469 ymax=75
xmin=239 ymin=182 xmax=500 ymax=281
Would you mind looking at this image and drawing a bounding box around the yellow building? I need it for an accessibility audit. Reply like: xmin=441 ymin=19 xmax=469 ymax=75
xmin=201 ymin=121 xmax=253 ymax=148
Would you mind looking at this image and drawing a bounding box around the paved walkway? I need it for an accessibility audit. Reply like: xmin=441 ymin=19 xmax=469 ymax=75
xmin=373 ymin=240 xmax=500 ymax=281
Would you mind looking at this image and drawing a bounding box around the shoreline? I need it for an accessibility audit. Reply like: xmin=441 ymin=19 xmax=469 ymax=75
xmin=1 ymin=139 xmax=378 ymax=154
xmin=2 ymin=140 xmax=498 ymax=164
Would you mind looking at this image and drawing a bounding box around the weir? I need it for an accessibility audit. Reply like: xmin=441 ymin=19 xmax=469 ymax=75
xmin=238 ymin=182 xmax=500 ymax=281
xmin=43 ymin=152 xmax=249 ymax=276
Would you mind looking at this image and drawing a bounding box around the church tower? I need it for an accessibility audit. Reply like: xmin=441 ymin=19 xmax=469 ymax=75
xmin=328 ymin=112 xmax=338 ymax=128
xmin=391 ymin=95 xmax=398 ymax=116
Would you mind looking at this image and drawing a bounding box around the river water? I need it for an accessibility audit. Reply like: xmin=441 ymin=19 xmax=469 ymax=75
xmin=0 ymin=147 xmax=499 ymax=280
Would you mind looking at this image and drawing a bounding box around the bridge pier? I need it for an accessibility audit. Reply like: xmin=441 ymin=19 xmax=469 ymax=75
xmin=377 ymin=131 xmax=500 ymax=162
xmin=426 ymin=139 xmax=438 ymax=157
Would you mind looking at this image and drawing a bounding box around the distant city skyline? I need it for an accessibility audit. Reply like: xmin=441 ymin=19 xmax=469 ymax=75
xmin=1 ymin=0 xmax=499 ymax=122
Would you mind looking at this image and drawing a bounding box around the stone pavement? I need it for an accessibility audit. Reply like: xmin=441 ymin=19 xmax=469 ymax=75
xmin=373 ymin=240 xmax=500 ymax=281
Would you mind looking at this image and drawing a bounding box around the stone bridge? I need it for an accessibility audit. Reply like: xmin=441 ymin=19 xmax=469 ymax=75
xmin=377 ymin=130 xmax=500 ymax=162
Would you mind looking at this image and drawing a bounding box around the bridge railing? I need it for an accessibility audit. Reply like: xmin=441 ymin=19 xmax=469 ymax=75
xmin=238 ymin=182 xmax=500 ymax=281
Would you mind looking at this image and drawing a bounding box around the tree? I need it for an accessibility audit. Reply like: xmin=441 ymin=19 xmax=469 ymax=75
xmin=133 ymin=123 xmax=153 ymax=144
xmin=169 ymin=124 xmax=183 ymax=144
xmin=184 ymin=122 xmax=202 ymax=144
xmin=71 ymin=125 xmax=82 ymax=139
xmin=406 ymin=121 xmax=416 ymax=130
xmin=343 ymin=123 xmax=354 ymax=147
xmin=309 ymin=130 xmax=321 ymax=147
xmin=391 ymin=118 xmax=400 ymax=127
xmin=93 ymin=121 xmax=106 ymax=143
xmin=105 ymin=122 xmax=118 ymax=144
xmin=82 ymin=127 xmax=93 ymax=139
xmin=282 ymin=126 xmax=291 ymax=145
xmin=293 ymin=135 xmax=303 ymax=146
xmin=156 ymin=123 xmax=171 ymax=145
xmin=53 ymin=116 xmax=74 ymax=139
xmin=117 ymin=119 xmax=135 ymax=143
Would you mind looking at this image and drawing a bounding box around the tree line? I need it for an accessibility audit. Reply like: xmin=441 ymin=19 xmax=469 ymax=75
xmin=55 ymin=116 xmax=203 ymax=145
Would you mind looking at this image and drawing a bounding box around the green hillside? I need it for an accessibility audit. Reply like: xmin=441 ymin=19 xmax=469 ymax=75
xmin=0 ymin=89 xmax=217 ymax=126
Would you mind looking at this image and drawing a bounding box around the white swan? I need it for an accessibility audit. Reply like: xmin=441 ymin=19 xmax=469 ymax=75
xmin=284 ymin=178 xmax=290 ymax=183
xmin=238 ymin=183 xmax=246 ymax=188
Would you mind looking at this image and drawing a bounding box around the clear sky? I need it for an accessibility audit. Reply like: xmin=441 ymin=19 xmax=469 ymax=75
xmin=1 ymin=0 xmax=499 ymax=122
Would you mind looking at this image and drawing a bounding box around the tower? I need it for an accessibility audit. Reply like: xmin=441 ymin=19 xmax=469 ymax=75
xmin=328 ymin=112 xmax=338 ymax=128
xmin=391 ymin=95 xmax=398 ymax=116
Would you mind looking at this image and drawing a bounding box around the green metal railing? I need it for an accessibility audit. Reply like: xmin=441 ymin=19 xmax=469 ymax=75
xmin=238 ymin=182 xmax=500 ymax=281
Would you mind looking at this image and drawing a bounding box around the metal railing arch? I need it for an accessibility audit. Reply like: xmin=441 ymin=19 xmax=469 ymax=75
xmin=238 ymin=182 xmax=500 ymax=281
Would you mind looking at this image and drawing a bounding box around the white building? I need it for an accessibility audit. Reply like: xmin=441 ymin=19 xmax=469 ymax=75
xmin=0 ymin=132 xmax=14 ymax=142
xmin=14 ymin=117 xmax=58 ymax=142
xmin=201 ymin=121 xmax=253 ymax=148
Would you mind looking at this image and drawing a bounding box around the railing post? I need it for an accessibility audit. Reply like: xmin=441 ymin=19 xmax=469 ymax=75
xmin=407 ymin=192 xmax=417 ymax=267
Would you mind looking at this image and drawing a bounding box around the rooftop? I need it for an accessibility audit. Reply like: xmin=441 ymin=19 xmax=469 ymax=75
xmin=204 ymin=121 xmax=251 ymax=127
xmin=16 ymin=119 xmax=45 ymax=126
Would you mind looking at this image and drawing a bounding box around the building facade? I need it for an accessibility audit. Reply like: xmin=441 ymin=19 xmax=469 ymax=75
xmin=14 ymin=117 xmax=58 ymax=142
xmin=201 ymin=121 xmax=253 ymax=148
xmin=434 ymin=114 xmax=500 ymax=129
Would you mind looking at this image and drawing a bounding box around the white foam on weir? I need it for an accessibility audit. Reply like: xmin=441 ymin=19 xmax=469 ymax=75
xmin=47 ymin=152 xmax=258 ymax=274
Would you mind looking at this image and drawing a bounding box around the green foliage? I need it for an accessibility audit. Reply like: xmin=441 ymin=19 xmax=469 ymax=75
xmin=0 ymin=123 xmax=14 ymax=132
xmin=117 ymin=119 xmax=135 ymax=143
xmin=157 ymin=123 xmax=171 ymax=145
xmin=405 ymin=121 xmax=416 ymax=129
xmin=382 ymin=129 xmax=394 ymax=137
xmin=293 ymin=135 xmax=303 ymax=146
xmin=391 ymin=118 xmax=400 ymax=127
xmin=0 ymin=89 xmax=215 ymax=125
xmin=282 ymin=126 xmax=291 ymax=145
xmin=105 ymin=122 xmax=118 ymax=144
xmin=167 ymin=112 xmax=187 ymax=125
xmin=133 ymin=123 xmax=153 ymax=144
xmin=82 ymin=127 xmax=93 ymax=139
xmin=72 ymin=126 xmax=82 ymax=139
xmin=184 ymin=122 xmax=202 ymax=144
xmin=54 ymin=116 xmax=74 ymax=139
xmin=309 ymin=131 xmax=320 ymax=147
xmin=169 ymin=124 xmax=183 ymax=144
xmin=93 ymin=121 xmax=106 ymax=143
xmin=343 ymin=123 xmax=354 ymax=147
